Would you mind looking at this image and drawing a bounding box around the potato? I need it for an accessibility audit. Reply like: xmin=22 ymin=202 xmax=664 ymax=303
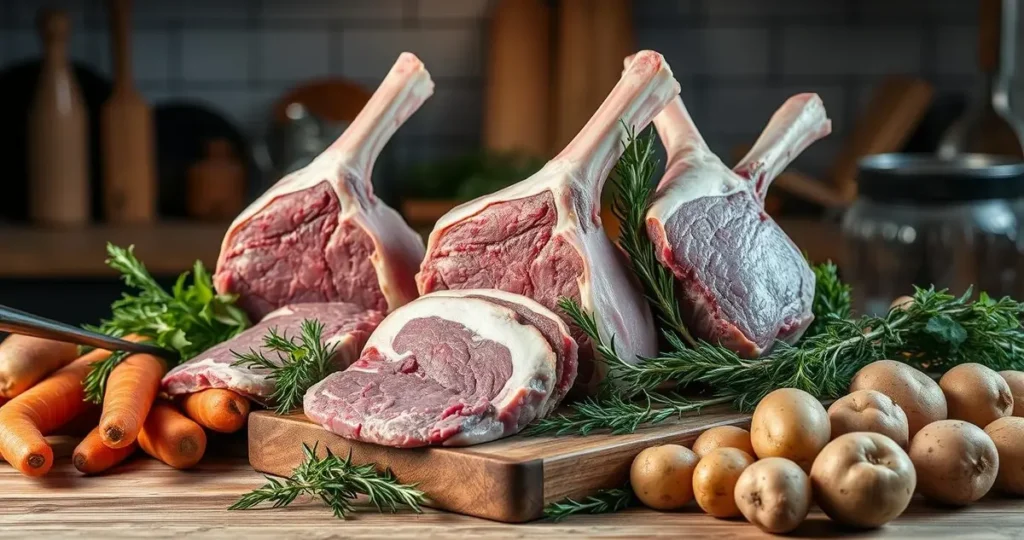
xmin=750 ymin=388 xmax=830 ymax=471
xmin=692 ymin=448 xmax=755 ymax=518
xmin=691 ymin=425 xmax=754 ymax=458
xmin=810 ymin=432 xmax=916 ymax=528
xmin=734 ymin=457 xmax=811 ymax=534
xmin=890 ymin=296 xmax=914 ymax=311
xmin=630 ymin=444 xmax=699 ymax=510
xmin=984 ymin=416 xmax=1024 ymax=495
xmin=909 ymin=420 xmax=998 ymax=505
xmin=997 ymin=371 xmax=1024 ymax=417
xmin=939 ymin=363 xmax=1014 ymax=428
xmin=850 ymin=360 xmax=947 ymax=437
xmin=828 ymin=390 xmax=910 ymax=447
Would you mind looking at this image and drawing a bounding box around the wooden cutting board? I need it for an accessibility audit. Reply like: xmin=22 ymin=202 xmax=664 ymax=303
xmin=248 ymin=406 xmax=751 ymax=523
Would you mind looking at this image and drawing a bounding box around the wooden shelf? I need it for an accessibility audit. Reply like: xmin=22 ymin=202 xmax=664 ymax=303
xmin=0 ymin=222 xmax=229 ymax=278
xmin=0 ymin=218 xmax=843 ymax=279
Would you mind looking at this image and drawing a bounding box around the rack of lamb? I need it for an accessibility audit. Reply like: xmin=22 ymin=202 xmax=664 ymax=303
xmin=646 ymin=93 xmax=831 ymax=357
xmin=213 ymin=53 xmax=432 ymax=320
xmin=416 ymin=51 xmax=680 ymax=391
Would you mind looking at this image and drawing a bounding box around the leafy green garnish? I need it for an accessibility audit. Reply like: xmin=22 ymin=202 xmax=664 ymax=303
xmin=230 ymin=443 xmax=425 ymax=519
xmin=85 ymin=244 xmax=249 ymax=403
xmin=544 ymin=485 xmax=634 ymax=522
xmin=231 ymin=319 xmax=338 ymax=414
xmin=806 ymin=260 xmax=852 ymax=336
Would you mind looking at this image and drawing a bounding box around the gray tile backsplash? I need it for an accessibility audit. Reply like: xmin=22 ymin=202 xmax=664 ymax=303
xmin=0 ymin=0 xmax=1017 ymax=185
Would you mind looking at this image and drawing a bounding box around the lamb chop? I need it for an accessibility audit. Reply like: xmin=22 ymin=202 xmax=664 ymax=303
xmin=416 ymin=51 xmax=679 ymax=391
xmin=646 ymin=93 xmax=831 ymax=358
xmin=213 ymin=53 xmax=432 ymax=320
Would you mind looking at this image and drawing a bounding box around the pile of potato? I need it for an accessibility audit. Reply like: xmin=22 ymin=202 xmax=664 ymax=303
xmin=629 ymin=359 xmax=1024 ymax=534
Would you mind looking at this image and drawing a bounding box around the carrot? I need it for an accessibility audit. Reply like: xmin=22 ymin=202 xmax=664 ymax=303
xmin=138 ymin=400 xmax=207 ymax=469
xmin=179 ymin=389 xmax=250 ymax=433
xmin=0 ymin=335 xmax=78 ymax=398
xmin=99 ymin=353 xmax=166 ymax=448
xmin=73 ymin=426 xmax=137 ymax=475
xmin=0 ymin=348 xmax=109 ymax=476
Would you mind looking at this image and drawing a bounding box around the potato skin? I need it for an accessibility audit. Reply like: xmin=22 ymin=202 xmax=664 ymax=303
xmin=734 ymin=457 xmax=811 ymax=534
xmin=828 ymin=390 xmax=910 ymax=447
xmin=984 ymin=416 xmax=1024 ymax=495
xmin=0 ymin=335 xmax=79 ymax=397
xmin=692 ymin=448 xmax=755 ymax=518
xmin=850 ymin=360 xmax=947 ymax=438
xmin=940 ymin=363 xmax=1013 ymax=428
xmin=909 ymin=420 xmax=999 ymax=505
xmin=810 ymin=432 xmax=916 ymax=528
xmin=997 ymin=371 xmax=1024 ymax=417
xmin=630 ymin=444 xmax=699 ymax=510
xmin=750 ymin=388 xmax=830 ymax=471
xmin=691 ymin=425 xmax=754 ymax=458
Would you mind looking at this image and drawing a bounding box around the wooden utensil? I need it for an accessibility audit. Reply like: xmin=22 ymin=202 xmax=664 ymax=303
xmin=27 ymin=9 xmax=90 ymax=227
xmin=101 ymin=0 xmax=157 ymax=224
xmin=249 ymin=407 xmax=750 ymax=523
xmin=186 ymin=138 xmax=246 ymax=221
xmin=483 ymin=0 xmax=551 ymax=157
xmin=939 ymin=0 xmax=1024 ymax=158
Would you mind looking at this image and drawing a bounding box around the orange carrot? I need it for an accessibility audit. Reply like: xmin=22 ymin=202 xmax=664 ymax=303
xmin=0 ymin=348 xmax=110 ymax=476
xmin=179 ymin=389 xmax=250 ymax=433
xmin=99 ymin=353 xmax=166 ymax=448
xmin=73 ymin=426 xmax=137 ymax=475
xmin=0 ymin=335 xmax=79 ymax=398
xmin=138 ymin=400 xmax=207 ymax=469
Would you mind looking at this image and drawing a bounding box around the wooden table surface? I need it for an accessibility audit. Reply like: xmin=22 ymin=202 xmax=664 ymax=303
xmin=0 ymin=456 xmax=1020 ymax=539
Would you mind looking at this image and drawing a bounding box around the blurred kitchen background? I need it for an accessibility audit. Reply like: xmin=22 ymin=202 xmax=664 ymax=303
xmin=2 ymin=0 xmax=1023 ymax=324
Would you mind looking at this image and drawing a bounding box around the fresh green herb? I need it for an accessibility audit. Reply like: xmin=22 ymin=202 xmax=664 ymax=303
xmin=231 ymin=319 xmax=338 ymax=414
xmin=610 ymin=127 xmax=695 ymax=347
xmin=524 ymin=390 xmax=727 ymax=436
xmin=606 ymin=287 xmax=1024 ymax=411
xmin=805 ymin=260 xmax=852 ymax=336
xmin=230 ymin=443 xmax=425 ymax=519
xmin=85 ymin=244 xmax=249 ymax=403
xmin=544 ymin=485 xmax=634 ymax=522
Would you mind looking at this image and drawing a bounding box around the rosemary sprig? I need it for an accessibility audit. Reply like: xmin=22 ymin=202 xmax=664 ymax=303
xmin=230 ymin=443 xmax=425 ymax=519
xmin=544 ymin=485 xmax=634 ymax=521
xmin=85 ymin=244 xmax=249 ymax=403
xmin=608 ymin=287 xmax=1024 ymax=411
xmin=806 ymin=260 xmax=852 ymax=336
xmin=524 ymin=390 xmax=727 ymax=436
xmin=231 ymin=319 xmax=339 ymax=414
xmin=610 ymin=127 xmax=695 ymax=347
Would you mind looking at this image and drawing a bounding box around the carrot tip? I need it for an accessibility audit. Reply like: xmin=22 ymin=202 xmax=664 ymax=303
xmin=72 ymin=454 xmax=87 ymax=472
xmin=227 ymin=400 xmax=242 ymax=416
xmin=27 ymin=454 xmax=47 ymax=469
xmin=104 ymin=426 xmax=124 ymax=443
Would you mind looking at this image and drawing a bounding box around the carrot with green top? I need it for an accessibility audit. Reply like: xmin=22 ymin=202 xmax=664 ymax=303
xmin=180 ymin=389 xmax=250 ymax=433
xmin=73 ymin=426 xmax=137 ymax=474
xmin=99 ymin=353 xmax=166 ymax=448
xmin=138 ymin=400 xmax=207 ymax=469
xmin=0 ymin=348 xmax=110 ymax=476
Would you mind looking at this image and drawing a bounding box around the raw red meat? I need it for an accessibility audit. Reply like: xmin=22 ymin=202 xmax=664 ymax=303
xmin=303 ymin=290 xmax=574 ymax=447
xmin=647 ymin=93 xmax=831 ymax=357
xmin=416 ymin=51 xmax=680 ymax=391
xmin=213 ymin=53 xmax=431 ymax=320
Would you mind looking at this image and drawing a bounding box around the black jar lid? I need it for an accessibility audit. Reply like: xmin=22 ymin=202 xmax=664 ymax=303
xmin=857 ymin=153 xmax=1024 ymax=204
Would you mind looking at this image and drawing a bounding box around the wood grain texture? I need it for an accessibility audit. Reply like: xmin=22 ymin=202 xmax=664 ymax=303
xmin=248 ymin=407 xmax=752 ymax=522
xmin=0 ymin=457 xmax=1021 ymax=539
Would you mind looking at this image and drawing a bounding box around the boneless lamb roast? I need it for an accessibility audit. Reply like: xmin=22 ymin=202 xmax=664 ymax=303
xmin=213 ymin=53 xmax=432 ymax=320
xmin=416 ymin=51 xmax=680 ymax=391
xmin=163 ymin=303 xmax=383 ymax=401
xmin=304 ymin=290 xmax=577 ymax=447
xmin=646 ymin=94 xmax=831 ymax=358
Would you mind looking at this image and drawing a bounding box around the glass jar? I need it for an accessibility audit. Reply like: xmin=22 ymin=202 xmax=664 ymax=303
xmin=842 ymin=154 xmax=1024 ymax=315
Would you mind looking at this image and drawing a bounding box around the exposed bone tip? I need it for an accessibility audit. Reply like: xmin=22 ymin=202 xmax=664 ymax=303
xmin=395 ymin=51 xmax=425 ymax=72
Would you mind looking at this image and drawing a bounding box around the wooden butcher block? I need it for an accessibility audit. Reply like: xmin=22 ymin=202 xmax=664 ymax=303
xmin=248 ymin=406 xmax=750 ymax=523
